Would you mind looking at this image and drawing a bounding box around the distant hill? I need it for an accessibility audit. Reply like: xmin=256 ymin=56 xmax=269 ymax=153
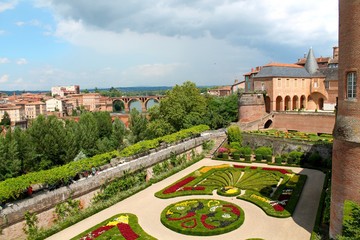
xmin=1 ymin=85 xmax=213 ymax=95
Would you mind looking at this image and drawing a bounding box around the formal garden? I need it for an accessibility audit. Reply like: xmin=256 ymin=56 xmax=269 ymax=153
xmin=71 ymin=213 xmax=156 ymax=240
xmin=161 ymin=199 xmax=244 ymax=236
xmin=155 ymin=164 xmax=306 ymax=218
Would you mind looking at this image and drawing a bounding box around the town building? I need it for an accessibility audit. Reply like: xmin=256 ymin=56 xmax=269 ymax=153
xmin=207 ymin=86 xmax=232 ymax=96
xmin=231 ymin=80 xmax=245 ymax=93
xmin=51 ymin=85 xmax=80 ymax=97
xmin=46 ymin=98 xmax=66 ymax=117
xmin=245 ymin=47 xmax=338 ymax=112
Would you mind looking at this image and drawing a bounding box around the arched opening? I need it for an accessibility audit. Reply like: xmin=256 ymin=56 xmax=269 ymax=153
xmin=284 ymin=96 xmax=291 ymax=111
xmin=300 ymin=95 xmax=306 ymax=110
xmin=309 ymin=93 xmax=327 ymax=111
xmin=264 ymin=119 xmax=273 ymax=129
xmin=276 ymin=96 xmax=283 ymax=111
xmin=128 ymin=100 xmax=142 ymax=112
xmin=112 ymin=100 xmax=125 ymax=113
xmin=292 ymin=95 xmax=299 ymax=110
xmin=265 ymin=96 xmax=271 ymax=113
xmin=319 ymin=98 xmax=324 ymax=110
xmin=145 ymin=99 xmax=159 ymax=111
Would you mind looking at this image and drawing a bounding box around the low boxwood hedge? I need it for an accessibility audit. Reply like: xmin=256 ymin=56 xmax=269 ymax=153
xmin=160 ymin=199 xmax=244 ymax=236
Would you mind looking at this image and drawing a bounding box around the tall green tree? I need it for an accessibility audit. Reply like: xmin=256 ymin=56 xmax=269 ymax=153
xmin=93 ymin=112 xmax=113 ymax=139
xmin=78 ymin=112 xmax=99 ymax=156
xmin=0 ymin=111 xmax=11 ymax=126
xmin=158 ymin=81 xmax=207 ymax=131
xmin=111 ymin=118 xmax=126 ymax=149
xmin=129 ymin=108 xmax=148 ymax=143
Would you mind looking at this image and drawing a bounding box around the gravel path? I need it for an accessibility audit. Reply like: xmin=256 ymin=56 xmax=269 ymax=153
xmin=47 ymin=159 xmax=325 ymax=240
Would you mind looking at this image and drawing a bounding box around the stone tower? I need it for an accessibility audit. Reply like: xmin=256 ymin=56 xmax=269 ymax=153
xmin=330 ymin=0 xmax=360 ymax=238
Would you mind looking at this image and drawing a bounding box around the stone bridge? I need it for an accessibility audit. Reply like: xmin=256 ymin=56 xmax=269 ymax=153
xmin=111 ymin=95 xmax=165 ymax=112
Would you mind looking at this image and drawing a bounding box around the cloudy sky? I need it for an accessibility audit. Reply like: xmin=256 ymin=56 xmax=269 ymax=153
xmin=0 ymin=0 xmax=338 ymax=91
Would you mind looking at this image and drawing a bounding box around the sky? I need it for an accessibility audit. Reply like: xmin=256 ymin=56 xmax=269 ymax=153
xmin=0 ymin=0 xmax=338 ymax=91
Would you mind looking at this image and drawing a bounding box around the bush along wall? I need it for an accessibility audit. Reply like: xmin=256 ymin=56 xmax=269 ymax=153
xmin=0 ymin=125 xmax=210 ymax=205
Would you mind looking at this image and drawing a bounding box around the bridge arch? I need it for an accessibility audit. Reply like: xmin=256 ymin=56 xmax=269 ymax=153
xmin=112 ymin=99 xmax=125 ymax=113
xmin=145 ymin=98 xmax=159 ymax=110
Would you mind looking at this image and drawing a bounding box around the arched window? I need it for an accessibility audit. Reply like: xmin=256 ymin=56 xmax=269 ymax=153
xmin=347 ymin=72 xmax=357 ymax=99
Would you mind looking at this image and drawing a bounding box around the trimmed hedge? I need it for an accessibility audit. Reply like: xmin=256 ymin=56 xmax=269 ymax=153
xmin=119 ymin=124 xmax=210 ymax=157
xmin=160 ymin=199 xmax=244 ymax=236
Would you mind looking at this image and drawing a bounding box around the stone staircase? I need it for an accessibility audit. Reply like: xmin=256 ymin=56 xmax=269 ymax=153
xmin=205 ymin=133 xmax=227 ymax=158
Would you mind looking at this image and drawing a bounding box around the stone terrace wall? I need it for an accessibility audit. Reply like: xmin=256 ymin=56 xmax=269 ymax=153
xmin=0 ymin=131 xmax=224 ymax=231
xmin=273 ymin=112 xmax=335 ymax=134
xmin=242 ymin=133 xmax=333 ymax=160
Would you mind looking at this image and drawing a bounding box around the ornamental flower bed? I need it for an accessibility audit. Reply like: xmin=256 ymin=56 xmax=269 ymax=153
xmin=71 ymin=213 xmax=156 ymax=240
xmin=155 ymin=164 xmax=306 ymax=218
xmin=160 ymin=199 xmax=244 ymax=236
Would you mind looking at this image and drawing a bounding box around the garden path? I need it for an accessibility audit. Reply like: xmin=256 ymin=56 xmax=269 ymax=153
xmin=47 ymin=158 xmax=325 ymax=240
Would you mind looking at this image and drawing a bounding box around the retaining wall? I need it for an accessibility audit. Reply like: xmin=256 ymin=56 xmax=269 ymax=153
xmin=242 ymin=133 xmax=333 ymax=159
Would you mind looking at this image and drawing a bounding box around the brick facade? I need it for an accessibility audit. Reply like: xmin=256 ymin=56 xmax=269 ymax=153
xmin=330 ymin=0 xmax=360 ymax=237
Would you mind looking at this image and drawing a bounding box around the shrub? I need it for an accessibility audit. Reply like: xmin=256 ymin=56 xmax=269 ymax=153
xmin=265 ymin=155 xmax=272 ymax=163
xmin=275 ymin=155 xmax=282 ymax=164
xmin=233 ymin=153 xmax=240 ymax=161
xmin=223 ymin=153 xmax=229 ymax=160
xmin=244 ymin=155 xmax=251 ymax=162
xmin=227 ymin=125 xmax=242 ymax=144
xmin=288 ymin=151 xmax=304 ymax=165
xmin=229 ymin=142 xmax=241 ymax=151
xmin=308 ymin=152 xmax=323 ymax=167
xmin=255 ymin=154 xmax=263 ymax=161
xmin=255 ymin=146 xmax=272 ymax=158
xmin=239 ymin=146 xmax=252 ymax=157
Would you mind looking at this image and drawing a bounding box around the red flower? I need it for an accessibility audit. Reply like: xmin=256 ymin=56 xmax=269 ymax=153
xmin=201 ymin=215 xmax=216 ymax=229
xmin=250 ymin=166 xmax=258 ymax=170
xmin=168 ymin=212 xmax=196 ymax=221
xmin=181 ymin=218 xmax=197 ymax=229
xmin=234 ymin=165 xmax=245 ymax=169
xmin=273 ymin=204 xmax=284 ymax=212
xmin=262 ymin=167 xmax=290 ymax=174
xmin=117 ymin=223 xmax=139 ymax=240
xmin=163 ymin=176 xmax=196 ymax=194
xmin=223 ymin=204 xmax=241 ymax=216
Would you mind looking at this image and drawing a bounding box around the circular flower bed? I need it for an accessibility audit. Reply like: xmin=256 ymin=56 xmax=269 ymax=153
xmin=161 ymin=199 xmax=244 ymax=236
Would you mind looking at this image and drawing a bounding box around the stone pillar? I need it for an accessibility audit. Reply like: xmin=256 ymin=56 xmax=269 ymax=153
xmin=330 ymin=0 xmax=360 ymax=238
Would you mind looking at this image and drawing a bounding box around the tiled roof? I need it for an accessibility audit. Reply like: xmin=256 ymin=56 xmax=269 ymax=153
xmin=264 ymin=62 xmax=303 ymax=68
xmin=254 ymin=66 xmax=311 ymax=78
xmin=305 ymin=48 xmax=320 ymax=75
xmin=320 ymin=68 xmax=338 ymax=81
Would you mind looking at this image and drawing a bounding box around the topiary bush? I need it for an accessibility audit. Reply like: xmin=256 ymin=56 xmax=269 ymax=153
xmin=239 ymin=146 xmax=252 ymax=158
xmin=227 ymin=125 xmax=242 ymax=144
xmin=288 ymin=151 xmax=304 ymax=165
xmin=255 ymin=146 xmax=272 ymax=161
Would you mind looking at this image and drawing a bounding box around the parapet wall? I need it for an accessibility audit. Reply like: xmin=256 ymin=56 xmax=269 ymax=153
xmin=0 ymin=131 xmax=223 ymax=231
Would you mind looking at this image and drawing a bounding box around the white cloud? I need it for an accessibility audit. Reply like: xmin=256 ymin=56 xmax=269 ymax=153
xmin=127 ymin=63 xmax=182 ymax=77
xmin=15 ymin=21 xmax=25 ymax=26
xmin=0 ymin=30 xmax=5 ymax=35
xmin=0 ymin=0 xmax=17 ymax=13
xmin=0 ymin=58 xmax=9 ymax=64
xmin=0 ymin=75 xmax=9 ymax=83
xmin=16 ymin=58 xmax=28 ymax=65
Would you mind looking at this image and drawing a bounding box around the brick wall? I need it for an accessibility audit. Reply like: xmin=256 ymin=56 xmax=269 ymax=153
xmin=273 ymin=112 xmax=335 ymax=134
